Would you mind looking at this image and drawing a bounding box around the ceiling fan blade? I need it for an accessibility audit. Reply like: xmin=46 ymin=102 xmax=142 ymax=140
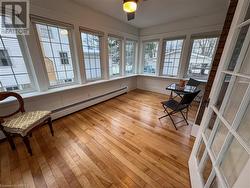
xmin=127 ymin=12 xmax=135 ymax=21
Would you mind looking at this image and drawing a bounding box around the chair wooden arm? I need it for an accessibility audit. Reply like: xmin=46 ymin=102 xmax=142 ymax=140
xmin=0 ymin=117 xmax=4 ymax=124
xmin=0 ymin=92 xmax=25 ymax=119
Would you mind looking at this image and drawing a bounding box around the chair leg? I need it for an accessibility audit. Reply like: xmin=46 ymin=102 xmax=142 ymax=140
xmin=48 ymin=117 xmax=54 ymax=136
xmin=2 ymin=130 xmax=16 ymax=150
xmin=180 ymin=110 xmax=189 ymax=126
xmin=168 ymin=112 xmax=178 ymax=130
xmin=186 ymin=107 xmax=189 ymax=120
xmin=159 ymin=114 xmax=169 ymax=119
xmin=23 ymin=136 xmax=32 ymax=155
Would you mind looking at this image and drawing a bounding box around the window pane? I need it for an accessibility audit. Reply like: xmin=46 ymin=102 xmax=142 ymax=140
xmin=36 ymin=23 xmax=75 ymax=86
xmin=237 ymin=101 xmax=250 ymax=146
xmin=108 ymin=37 xmax=121 ymax=77
xmin=81 ymin=32 xmax=102 ymax=81
xmin=162 ymin=39 xmax=184 ymax=76
xmin=239 ymin=32 xmax=250 ymax=76
xmin=204 ymin=111 xmax=218 ymax=140
xmin=227 ymin=25 xmax=249 ymax=71
xmin=209 ymin=175 xmax=220 ymax=188
xmin=196 ymin=139 xmax=206 ymax=164
xmin=215 ymin=74 xmax=232 ymax=109
xmin=143 ymin=41 xmax=158 ymax=74
xmin=125 ymin=40 xmax=136 ymax=75
xmin=201 ymin=153 xmax=213 ymax=185
xmin=211 ymin=121 xmax=228 ymax=158
xmin=0 ymin=34 xmax=32 ymax=92
xmin=222 ymin=76 xmax=249 ymax=125
xmin=187 ymin=37 xmax=218 ymax=80
xmin=220 ymin=138 xmax=249 ymax=187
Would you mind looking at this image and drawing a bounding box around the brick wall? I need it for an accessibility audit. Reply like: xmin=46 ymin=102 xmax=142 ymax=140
xmin=195 ymin=0 xmax=239 ymax=125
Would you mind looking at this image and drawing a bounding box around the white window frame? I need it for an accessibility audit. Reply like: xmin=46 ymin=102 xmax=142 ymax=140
xmin=80 ymin=29 xmax=104 ymax=82
xmin=0 ymin=34 xmax=35 ymax=93
xmin=32 ymin=18 xmax=78 ymax=89
xmin=125 ymin=39 xmax=137 ymax=75
xmin=185 ymin=34 xmax=219 ymax=81
xmin=142 ymin=40 xmax=159 ymax=75
xmin=160 ymin=37 xmax=185 ymax=77
xmin=108 ymin=35 xmax=122 ymax=78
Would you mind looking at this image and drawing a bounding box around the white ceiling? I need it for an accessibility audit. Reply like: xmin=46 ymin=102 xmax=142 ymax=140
xmin=72 ymin=0 xmax=229 ymax=28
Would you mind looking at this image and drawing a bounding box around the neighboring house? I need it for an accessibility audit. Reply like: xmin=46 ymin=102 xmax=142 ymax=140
xmin=0 ymin=46 xmax=31 ymax=92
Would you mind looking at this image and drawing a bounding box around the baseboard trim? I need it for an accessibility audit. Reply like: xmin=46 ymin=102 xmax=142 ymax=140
xmin=51 ymin=86 xmax=128 ymax=119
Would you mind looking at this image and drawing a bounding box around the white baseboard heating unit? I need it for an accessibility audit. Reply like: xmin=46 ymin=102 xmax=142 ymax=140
xmin=52 ymin=86 xmax=128 ymax=119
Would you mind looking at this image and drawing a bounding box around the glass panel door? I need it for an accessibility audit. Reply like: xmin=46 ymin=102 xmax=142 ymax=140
xmin=189 ymin=1 xmax=250 ymax=187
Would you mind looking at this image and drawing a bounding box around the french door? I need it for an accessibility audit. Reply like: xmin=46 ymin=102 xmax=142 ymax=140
xmin=189 ymin=0 xmax=250 ymax=187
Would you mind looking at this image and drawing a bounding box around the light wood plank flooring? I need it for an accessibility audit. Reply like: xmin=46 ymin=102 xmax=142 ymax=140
xmin=0 ymin=89 xmax=199 ymax=188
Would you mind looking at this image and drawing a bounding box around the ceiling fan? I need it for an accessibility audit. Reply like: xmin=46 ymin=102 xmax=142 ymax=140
xmin=123 ymin=0 xmax=147 ymax=21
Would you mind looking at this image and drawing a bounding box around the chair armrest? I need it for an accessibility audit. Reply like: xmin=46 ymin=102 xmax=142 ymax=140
xmin=0 ymin=117 xmax=4 ymax=125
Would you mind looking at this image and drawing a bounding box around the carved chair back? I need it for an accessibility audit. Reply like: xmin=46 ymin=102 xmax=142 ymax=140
xmin=0 ymin=92 xmax=25 ymax=124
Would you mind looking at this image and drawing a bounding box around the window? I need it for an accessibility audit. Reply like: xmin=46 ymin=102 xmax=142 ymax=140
xmin=143 ymin=41 xmax=159 ymax=74
xmin=187 ymin=37 xmax=218 ymax=80
xmin=0 ymin=34 xmax=32 ymax=92
xmin=36 ymin=23 xmax=75 ymax=86
xmin=0 ymin=49 xmax=12 ymax=66
xmin=162 ymin=39 xmax=184 ymax=76
xmin=59 ymin=52 xmax=69 ymax=65
xmin=125 ymin=40 xmax=136 ymax=74
xmin=108 ymin=37 xmax=121 ymax=77
xmin=81 ymin=32 xmax=102 ymax=81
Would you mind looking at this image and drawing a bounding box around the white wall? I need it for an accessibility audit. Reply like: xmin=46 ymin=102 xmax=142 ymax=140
xmin=140 ymin=13 xmax=225 ymax=37
xmin=31 ymin=0 xmax=139 ymax=36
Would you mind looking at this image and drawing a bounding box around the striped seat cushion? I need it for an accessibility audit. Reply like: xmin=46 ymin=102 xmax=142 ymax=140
xmin=2 ymin=111 xmax=51 ymax=136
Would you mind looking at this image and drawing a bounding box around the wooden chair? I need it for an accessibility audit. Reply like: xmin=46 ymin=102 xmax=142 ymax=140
xmin=0 ymin=92 xmax=54 ymax=155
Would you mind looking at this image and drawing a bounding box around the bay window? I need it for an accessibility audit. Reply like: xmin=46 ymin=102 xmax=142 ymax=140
xmin=187 ymin=37 xmax=218 ymax=80
xmin=142 ymin=41 xmax=159 ymax=74
xmin=161 ymin=38 xmax=184 ymax=77
xmin=0 ymin=34 xmax=33 ymax=92
xmin=81 ymin=31 xmax=102 ymax=81
xmin=35 ymin=23 xmax=75 ymax=87
xmin=108 ymin=37 xmax=121 ymax=77
xmin=125 ymin=40 xmax=136 ymax=74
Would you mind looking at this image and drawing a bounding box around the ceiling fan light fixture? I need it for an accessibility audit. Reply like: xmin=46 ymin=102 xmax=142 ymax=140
xmin=123 ymin=0 xmax=137 ymax=13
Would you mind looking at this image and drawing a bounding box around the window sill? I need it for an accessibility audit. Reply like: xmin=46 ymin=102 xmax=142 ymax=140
xmin=0 ymin=74 xmax=137 ymax=104
xmin=138 ymin=74 xmax=207 ymax=83
xmin=138 ymin=74 xmax=182 ymax=80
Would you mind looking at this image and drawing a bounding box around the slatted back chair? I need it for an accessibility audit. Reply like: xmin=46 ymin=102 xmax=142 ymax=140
xmin=173 ymin=78 xmax=201 ymax=99
xmin=0 ymin=92 xmax=53 ymax=155
xmin=159 ymin=90 xmax=201 ymax=130
xmin=186 ymin=78 xmax=201 ymax=87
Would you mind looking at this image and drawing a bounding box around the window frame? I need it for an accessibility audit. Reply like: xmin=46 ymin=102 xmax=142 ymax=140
xmin=32 ymin=18 xmax=78 ymax=89
xmin=80 ymin=29 xmax=104 ymax=82
xmin=108 ymin=35 xmax=122 ymax=78
xmin=142 ymin=40 xmax=159 ymax=75
xmin=160 ymin=37 xmax=185 ymax=77
xmin=185 ymin=34 xmax=219 ymax=81
xmin=125 ymin=39 xmax=137 ymax=75
xmin=0 ymin=34 xmax=35 ymax=93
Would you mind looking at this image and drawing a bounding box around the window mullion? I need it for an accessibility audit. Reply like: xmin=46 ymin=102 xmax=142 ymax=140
xmin=27 ymin=23 xmax=50 ymax=91
xmin=156 ymin=38 xmax=163 ymax=76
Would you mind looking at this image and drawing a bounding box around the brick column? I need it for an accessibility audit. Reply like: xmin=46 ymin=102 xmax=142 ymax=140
xmin=195 ymin=0 xmax=239 ymax=125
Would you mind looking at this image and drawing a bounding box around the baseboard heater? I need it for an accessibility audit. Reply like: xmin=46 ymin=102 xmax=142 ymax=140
xmin=51 ymin=86 xmax=128 ymax=120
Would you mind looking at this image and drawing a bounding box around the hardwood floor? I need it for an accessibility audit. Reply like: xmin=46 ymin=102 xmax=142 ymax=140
xmin=0 ymin=89 xmax=199 ymax=188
